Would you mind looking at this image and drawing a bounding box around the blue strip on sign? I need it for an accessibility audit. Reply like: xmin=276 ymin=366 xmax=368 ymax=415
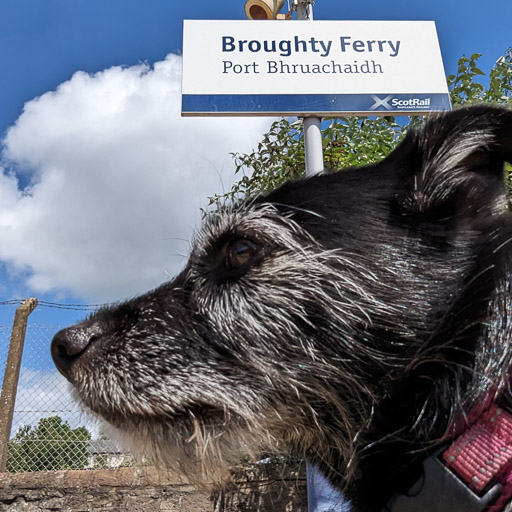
xmin=182 ymin=93 xmax=451 ymax=115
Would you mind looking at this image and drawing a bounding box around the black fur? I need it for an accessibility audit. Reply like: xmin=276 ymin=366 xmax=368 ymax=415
xmin=52 ymin=105 xmax=512 ymax=511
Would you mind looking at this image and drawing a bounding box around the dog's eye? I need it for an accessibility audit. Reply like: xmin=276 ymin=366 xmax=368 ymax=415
xmin=225 ymin=239 xmax=259 ymax=269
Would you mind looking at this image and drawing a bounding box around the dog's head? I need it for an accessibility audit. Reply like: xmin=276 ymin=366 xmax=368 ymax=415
xmin=52 ymin=106 xmax=512 ymax=494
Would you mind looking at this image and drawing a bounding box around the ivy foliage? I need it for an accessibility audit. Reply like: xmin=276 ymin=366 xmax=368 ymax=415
xmin=208 ymin=49 xmax=512 ymax=206
xmin=448 ymin=49 xmax=512 ymax=105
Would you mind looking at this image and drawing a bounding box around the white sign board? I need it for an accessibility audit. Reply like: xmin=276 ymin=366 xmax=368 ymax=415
xmin=182 ymin=20 xmax=451 ymax=116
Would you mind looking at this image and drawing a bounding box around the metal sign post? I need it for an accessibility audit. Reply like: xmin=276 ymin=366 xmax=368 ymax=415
xmin=296 ymin=0 xmax=324 ymax=177
xmin=303 ymin=116 xmax=323 ymax=176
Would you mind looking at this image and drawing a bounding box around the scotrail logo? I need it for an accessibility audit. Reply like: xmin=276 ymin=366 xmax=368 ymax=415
xmin=369 ymin=95 xmax=431 ymax=111
xmin=369 ymin=95 xmax=394 ymax=110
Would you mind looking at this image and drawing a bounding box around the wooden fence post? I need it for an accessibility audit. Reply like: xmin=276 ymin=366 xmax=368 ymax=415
xmin=0 ymin=298 xmax=38 ymax=471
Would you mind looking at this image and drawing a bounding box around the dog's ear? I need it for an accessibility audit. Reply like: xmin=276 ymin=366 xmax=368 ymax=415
xmin=393 ymin=105 xmax=512 ymax=216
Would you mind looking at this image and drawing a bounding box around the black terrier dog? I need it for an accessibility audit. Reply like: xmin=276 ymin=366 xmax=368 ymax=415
xmin=52 ymin=105 xmax=512 ymax=511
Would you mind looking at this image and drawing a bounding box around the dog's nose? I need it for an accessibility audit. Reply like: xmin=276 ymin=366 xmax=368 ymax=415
xmin=51 ymin=325 xmax=99 ymax=379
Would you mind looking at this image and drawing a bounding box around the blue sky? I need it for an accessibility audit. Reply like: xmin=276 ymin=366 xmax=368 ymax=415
xmin=0 ymin=0 xmax=511 ymax=329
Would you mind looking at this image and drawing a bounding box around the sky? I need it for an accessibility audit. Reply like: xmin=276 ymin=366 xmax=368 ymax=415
xmin=0 ymin=0 xmax=511 ymax=435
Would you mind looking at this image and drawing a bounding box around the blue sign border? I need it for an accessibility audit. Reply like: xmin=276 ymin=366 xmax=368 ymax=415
xmin=182 ymin=93 xmax=451 ymax=116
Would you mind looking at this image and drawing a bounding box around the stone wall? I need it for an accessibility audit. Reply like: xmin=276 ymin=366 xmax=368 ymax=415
xmin=0 ymin=463 xmax=307 ymax=511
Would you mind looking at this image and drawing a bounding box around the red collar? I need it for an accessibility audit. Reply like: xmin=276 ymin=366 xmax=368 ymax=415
xmin=386 ymin=404 xmax=512 ymax=512
xmin=443 ymin=403 xmax=512 ymax=512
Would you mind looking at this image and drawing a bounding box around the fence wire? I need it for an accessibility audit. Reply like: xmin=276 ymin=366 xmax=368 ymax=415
xmin=0 ymin=325 xmax=133 ymax=472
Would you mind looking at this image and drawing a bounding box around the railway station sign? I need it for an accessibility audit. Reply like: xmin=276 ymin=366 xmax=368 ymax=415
xmin=181 ymin=20 xmax=451 ymax=116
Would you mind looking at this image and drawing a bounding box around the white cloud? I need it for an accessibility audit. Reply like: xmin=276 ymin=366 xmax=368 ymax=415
xmin=0 ymin=54 xmax=271 ymax=301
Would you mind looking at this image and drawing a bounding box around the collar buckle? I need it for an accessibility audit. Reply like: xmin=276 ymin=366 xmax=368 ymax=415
xmin=384 ymin=449 xmax=503 ymax=512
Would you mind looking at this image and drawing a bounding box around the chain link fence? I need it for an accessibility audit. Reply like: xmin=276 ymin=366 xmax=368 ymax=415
xmin=0 ymin=324 xmax=133 ymax=472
